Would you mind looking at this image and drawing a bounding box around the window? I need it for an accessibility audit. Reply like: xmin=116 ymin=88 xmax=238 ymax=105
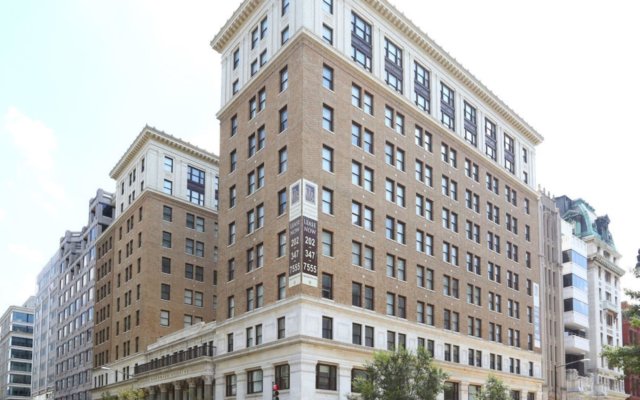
xmin=384 ymin=105 xmax=404 ymax=135
xmin=415 ymin=194 xmax=433 ymax=220
xmin=322 ymin=230 xmax=333 ymax=256
xmin=440 ymin=143 xmax=457 ymax=167
xmin=316 ymin=364 xmax=337 ymax=390
xmin=322 ymin=64 xmax=334 ymax=90
xmin=322 ymin=187 xmax=333 ymax=215
xmin=163 ymin=179 xmax=173 ymax=195
xmin=163 ymin=206 xmax=172 ymax=222
xmin=279 ymin=106 xmax=288 ymax=132
xmin=414 ymin=62 xmax=430 ymax=112
xmin=463 ymin=101 xmax=478 ymax=146
xmin=385 ymin=142 xmax=405 ymax=171
xmin=440 ymin=83 xmax=455 ymax=130
xmin=504 ymin=134 xmax=515 ymax=173
xmin=278 ymin=147 xmax=288 ymax=174
xmin=281 ymin=26 xmax=289 ymax=44
xmin=384 ymin=38 xmax=403 ymax=93
xmin=277 ymin=316 xmax=286 ymax=338
xmin=160 ymin=284 xmax=170 ymax=300
xmin=322 ymin=145 xmax=333 ymax=172
xmin=322 ymin=273 xmax=333 ymax=299
xmin=225 ymin=374 xmax=237 ymax=396
xmin=351 ymin=123 xmax=374 ymax=154
xmin=229 ymin=149 xmax=237 ymax=173
xmin=414 ymin=125 xmax=432 ymax=152
xmin=322 ymin=316 xmax=333 ymax=339
xmin=164 ymin=156 xmax=174 ymax=172
xmin=485 ymin=118 xmax=497 ymax=160
xmin=275 ymin=364 xmax=290 ymax=390
xmin=160 ymin=310 xmax=169 ymax=326
xmin=386 ymin=292 xmax=396 ymax=316
xmin=227 ymin=296 xmax=235 ymax=318
xmin=277 ymin=274 xmax=287 ymax=301
xmin=281 ymin=0 xmax=289 ymax=15
xmin=161 ymin=257 xmax=171 ymax=274
xmin=280 ymin=67 xmax=288 ymax=92
xmin=385 ymin=216 xmax=405 ymax=244
xmin=322 ymin=0 xmax=333 ymax=13
xmin=322 ymin=104 xmax=334 ymax=132
xmin=415 ymin=230 xmax=434 ymax=256
xmin=443 ymin=275 xmax=459 ymax=298
xmin=322 ymin=24 xmax=333 ymax=45
xmin=351 ymin=12 xmax=372 ymax=71
xmin=228 ymin=186 xmax=237 ymax=209
xmin=247 ymin=369 xmax=263 ymax=394
xmin=162 ymin=231 xmax=172 ymax=248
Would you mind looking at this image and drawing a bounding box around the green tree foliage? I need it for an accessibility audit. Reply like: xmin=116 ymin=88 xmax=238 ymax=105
xmin=602 ymin=263 xmax=640 ymax=374
xmin=477 ymin=375 xmax=510 ymax=400
xmin=348 ymin=347 xmax=448 ymax=400
xmin=118 ymin=389 xmax=145 ymax=400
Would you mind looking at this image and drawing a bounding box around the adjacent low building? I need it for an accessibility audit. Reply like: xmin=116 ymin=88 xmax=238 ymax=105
xmin=0 ymin=297 xmax=36 ymax=400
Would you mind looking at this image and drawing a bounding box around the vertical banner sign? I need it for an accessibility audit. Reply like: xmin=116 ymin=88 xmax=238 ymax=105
xmin=288 ymin=179 xmax=319 ymax=287
xmin=288 ymin=180 xmax=302 ymax=287
xmin=533 ymin=283 xmax=541 ymax=348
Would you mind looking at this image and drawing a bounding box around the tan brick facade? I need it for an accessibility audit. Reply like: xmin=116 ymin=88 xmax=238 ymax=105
xmin=217 ymin=33 xmax=540 ymax=357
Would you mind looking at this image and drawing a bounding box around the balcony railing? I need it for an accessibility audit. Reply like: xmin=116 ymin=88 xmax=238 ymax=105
xmin=134 ymin=343 xmax=216 ymax=375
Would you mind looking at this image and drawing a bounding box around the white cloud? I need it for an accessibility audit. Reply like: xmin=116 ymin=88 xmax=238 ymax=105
xmin=4 ymin=107 xmax=57 ymax=173
xmin=3 ymin=107 xmax=65 ymax=202
xmin=0 ymin=208 xmax=5 ymax=222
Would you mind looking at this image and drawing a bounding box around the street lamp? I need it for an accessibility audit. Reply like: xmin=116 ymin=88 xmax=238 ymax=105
xmin=555 ymin=358 xmax=590 ymax=400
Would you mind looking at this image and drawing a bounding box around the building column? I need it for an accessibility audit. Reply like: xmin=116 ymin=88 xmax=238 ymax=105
xmin=174 ymin=381 xmax=183 ymax=400
xmin=203 ymin=376 xmax=213 ymax=400
xmin=159 ymin=384 xmax=168 ymax=400
xmin=147 ymin=387 xmax=157 ymax=400
xmin=196 ymin=379 xmax=204 ymax=400
xmin=167 ymin=385 xmax=174 ymax=400
xmin=187 ymin=379 xmax=197 ymax=400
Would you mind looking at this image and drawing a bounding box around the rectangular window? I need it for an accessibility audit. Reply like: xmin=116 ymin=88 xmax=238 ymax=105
xmin=384 ymin=38 xmax=403 ymax=93
xmin=463 ymin=101 xmax=477 ymax=146
xmin=440 ymin=83 xmax=455 ymax=131
xmin=414 ymin=61 xmax=430 ymax=112
xmin=316 ymin=364 xmax=337 ymax=390
xmin=279 ymin=106 xmax=288 ymax=132
xmin=485 ymin=118 xmax=497 ymax=160
xmin=322 ymin=316 xmax=333 ymax=339
xmin=322 ymin=24 xmax=333 ymax=45
xmin=275 ymin=364 xmax=290 ymax=390
xmin=322 ymin=146 xmax=333 ymax=172
xmin=322 ymin=104 xmax=334 ymax=132
xmin=322 ymin=64 xmax=334 ymax=90
xmin=351 ymin=12 xmax=372 ymax=71
xmin=322 ymin=272 xmax=333 ymax=300
xmin=247 ymin=369 xmax=263 ymax=394
xmin=280 ymin=67 xmax=288 ymax=92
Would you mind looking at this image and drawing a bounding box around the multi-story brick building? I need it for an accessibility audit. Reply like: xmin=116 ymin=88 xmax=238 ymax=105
xmin=210 ymin=0 xmax=543 ymax=398
xmin=0 ymin=297 xmax=36 ymax=400
xmin=91 ymin=127 xmax=219 ymax=389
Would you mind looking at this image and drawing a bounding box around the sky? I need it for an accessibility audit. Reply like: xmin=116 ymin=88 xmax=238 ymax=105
xmin=1 ymin=0 xmax=639 ymax=313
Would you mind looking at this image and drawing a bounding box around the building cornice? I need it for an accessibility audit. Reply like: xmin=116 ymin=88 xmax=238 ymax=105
xmin=364 ymin=0 xmax=542 ymax=145
xmin=210 ymin=0 xmax=262 ymax=52
xmin=110 ymin=126 xmax=219 ymax=180
xmin=211 ymin=0 xmax=543 ymax=145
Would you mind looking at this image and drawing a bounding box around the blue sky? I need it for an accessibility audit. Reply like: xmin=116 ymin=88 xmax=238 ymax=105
xmin=1 ymin=0 xmax=639 ymax=312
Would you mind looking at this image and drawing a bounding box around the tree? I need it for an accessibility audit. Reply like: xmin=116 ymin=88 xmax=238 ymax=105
xmin=477 ymin=375 xmax=510 ymax=400
xmin=601 ymin=255 xmax=640 ymax=374
xmin=118 ymin=388 xmax=145 ymax=400
xmin=349 ymin=346 xmax=448 ymax=400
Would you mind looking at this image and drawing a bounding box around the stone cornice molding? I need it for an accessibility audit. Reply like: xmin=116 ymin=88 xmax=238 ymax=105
xmin=110 ymin=126 xmax=219 ymax=180
xmin=211 ymin=0 xmax=543 ymax=145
